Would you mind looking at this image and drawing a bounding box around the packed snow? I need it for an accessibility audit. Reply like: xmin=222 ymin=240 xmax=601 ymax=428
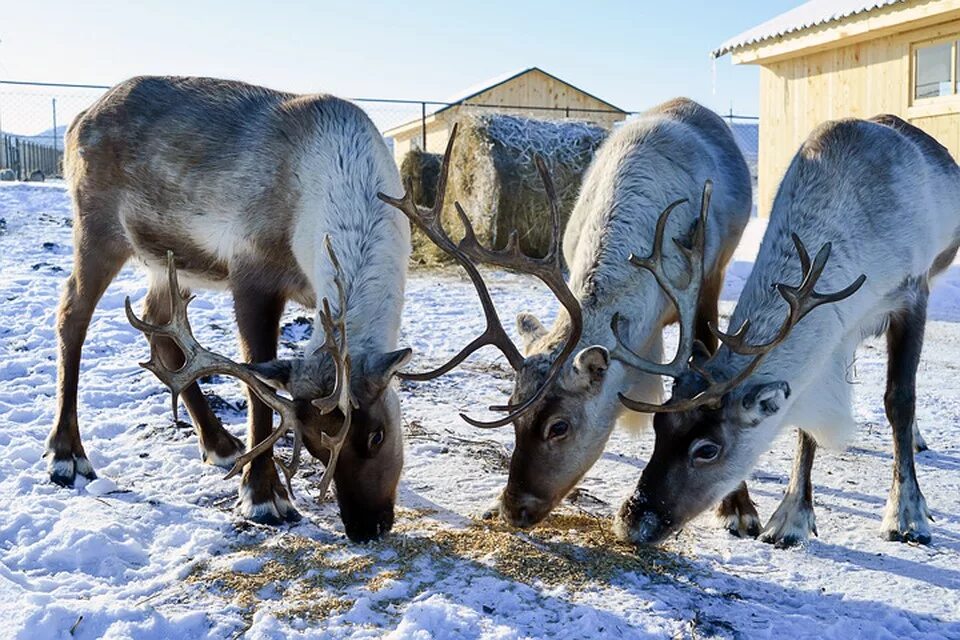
xmin=1 ymin=182 xmax=959 ymax=639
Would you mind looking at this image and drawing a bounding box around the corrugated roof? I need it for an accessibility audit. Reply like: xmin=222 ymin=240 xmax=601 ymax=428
xmin=712 ymin=0 xmax=908 ymax=58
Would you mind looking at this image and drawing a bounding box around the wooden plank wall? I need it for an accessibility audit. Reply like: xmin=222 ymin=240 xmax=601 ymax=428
xmin=757 ymin=19 xmax=960 ymax=217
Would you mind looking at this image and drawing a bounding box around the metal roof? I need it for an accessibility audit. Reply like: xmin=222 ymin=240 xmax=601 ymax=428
xmin=712 ymin=0 xmax=908 ymax=58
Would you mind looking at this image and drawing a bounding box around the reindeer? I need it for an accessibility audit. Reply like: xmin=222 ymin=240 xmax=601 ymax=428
xmin=613 ymin=115 xmax=959 ymax=547
xmin=381 ymin=98 xmax=758 ymax=534
xmin=45 ymin=76 xmax=412 ymax=541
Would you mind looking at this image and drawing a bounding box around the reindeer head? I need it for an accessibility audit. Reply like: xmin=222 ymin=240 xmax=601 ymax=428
xmin=248 ymin=345 xmax=411 ymax=542
xmin=611 ymin=230 xmax=865 ymax=545
xmin=497 ymin=190 xmax=715 ymax=527
xmin=379 ymin=125 xmax=598 ymax=528
xmin=126 ymin=241 xmax=410 ymax=542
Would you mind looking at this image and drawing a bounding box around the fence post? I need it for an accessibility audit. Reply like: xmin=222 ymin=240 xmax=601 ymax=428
xmin=420 ymin=102 xmax=427 ymax=153
xmin=52 ymin=98 xmax=58 ymax=154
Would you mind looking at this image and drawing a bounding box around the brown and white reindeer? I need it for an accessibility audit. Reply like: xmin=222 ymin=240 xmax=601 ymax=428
xmin=613 ymin=115 xmax=959 ymax=547
xmin=45 ymin=76 xmax=412 ymax=541
xmin=381 ymin=98 xmax=758 ymax=534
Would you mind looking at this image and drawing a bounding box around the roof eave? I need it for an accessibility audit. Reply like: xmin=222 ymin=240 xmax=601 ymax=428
xmin=713 ymin=0 xmax=960 ymax=65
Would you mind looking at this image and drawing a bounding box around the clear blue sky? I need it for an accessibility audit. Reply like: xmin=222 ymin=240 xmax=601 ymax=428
xmin=0 ymin=0 xmax=798 ymax=115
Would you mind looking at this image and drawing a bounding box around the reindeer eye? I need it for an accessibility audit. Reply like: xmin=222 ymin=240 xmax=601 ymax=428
xmin=690 ymin=439 xmax=721 ymax=464
xmin=368 ymin=430 xmax=385 ymax=449
xmin=543 ymin=420 xmax=570 ymax=441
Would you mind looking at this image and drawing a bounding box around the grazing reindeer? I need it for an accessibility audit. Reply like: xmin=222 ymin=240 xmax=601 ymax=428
xmin=45 ymin=76 xmax=412 ymax=541
xmin=382 ymin=99 xmax=757 ymax=533
xmin=614 ymin=115 xmax=959 ymax=547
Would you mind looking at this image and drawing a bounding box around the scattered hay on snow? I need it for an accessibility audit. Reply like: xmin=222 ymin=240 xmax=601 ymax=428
xmin=186 ymin=507 xmax=691 ymax=627
xmin=410 ymin=114 xmax=608 ymax=265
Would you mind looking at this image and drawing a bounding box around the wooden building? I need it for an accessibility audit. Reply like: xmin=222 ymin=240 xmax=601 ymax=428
xmin=384 ymin=67 xmax=626 ymax=164
xmin=714 ymin=0 xmax=960 ymax=216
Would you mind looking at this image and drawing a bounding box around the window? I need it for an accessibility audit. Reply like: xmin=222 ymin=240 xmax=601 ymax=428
xmin=914 ymin=39 xmax=959 ymax=101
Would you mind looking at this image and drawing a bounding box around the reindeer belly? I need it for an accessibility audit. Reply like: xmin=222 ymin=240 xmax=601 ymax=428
xmin=122 ymin=208 xmax=315 ymax=306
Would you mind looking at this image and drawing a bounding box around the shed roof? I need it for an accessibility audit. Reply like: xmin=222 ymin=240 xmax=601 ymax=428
xmin=712 ymin=0 xmax=907 ymax=58
xmin=433 ymin=66 xmax=625 ymax=116
xmin=382 ymin=67 xmax=625 ymax=136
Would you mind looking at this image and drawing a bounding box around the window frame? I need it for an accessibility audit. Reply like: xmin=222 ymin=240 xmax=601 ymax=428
xmin=910 ymin=35 xmax=960 ymax=110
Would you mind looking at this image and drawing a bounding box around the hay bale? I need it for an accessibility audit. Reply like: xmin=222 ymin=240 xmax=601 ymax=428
xmin=411 ymin=114 xmax=607 ymax=265
xmin=400 ymin=150 xmax=444 ymax=263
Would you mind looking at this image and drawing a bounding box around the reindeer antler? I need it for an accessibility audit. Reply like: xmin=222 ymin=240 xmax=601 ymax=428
xmin=378 ymin=123 xmax=584 ymax=428
xmin=610 ymin=181 xmax=712 ymax=380
xmin=615 ymin=206 xmax=867 ymax=413
xmin=125 ymin=240 xmax=354 ymax=499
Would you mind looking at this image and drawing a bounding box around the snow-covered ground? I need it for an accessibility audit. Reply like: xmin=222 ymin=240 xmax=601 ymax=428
xmin=1 ymin=182 xmax=959 ymax=639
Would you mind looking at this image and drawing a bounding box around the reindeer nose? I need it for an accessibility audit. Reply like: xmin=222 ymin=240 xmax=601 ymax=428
xmin=614 ymin=495 xmax=668 ymax=545
xmin=500 ymin=491 xmax=549 ymax=528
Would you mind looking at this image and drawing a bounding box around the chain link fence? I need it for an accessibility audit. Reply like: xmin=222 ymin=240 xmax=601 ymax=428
xmin=0 ymin=80 xmax=758 ymax=188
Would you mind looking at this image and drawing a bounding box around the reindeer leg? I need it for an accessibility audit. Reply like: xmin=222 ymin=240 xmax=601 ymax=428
xmin=233 ymin=284 xmax=301 ymax=525
xmin=45 ymin=214 xmax=129 ymax=486
xmin=142 ymin=279 xmax=243 ymax=468
xmin=882 ymin=286 xmax=932 ymax=544
xmin=760 ymin=430 xmax=818 ymax=548
xmin=697 ymin=269 xmax=761 ymax=537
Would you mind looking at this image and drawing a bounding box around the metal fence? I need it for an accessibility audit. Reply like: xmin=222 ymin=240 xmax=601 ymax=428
xmin=0 ymin=79 xmax=759 ymax=183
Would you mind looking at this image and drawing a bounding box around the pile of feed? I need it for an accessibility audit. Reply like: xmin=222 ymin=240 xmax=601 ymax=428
xmin=186 ymin=508 xmax=691 ymax=627
xmin=410 ymin=114 xmax=609 ymax=265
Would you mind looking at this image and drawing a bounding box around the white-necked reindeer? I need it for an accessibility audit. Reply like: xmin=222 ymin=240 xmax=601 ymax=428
xmin=613 ymin=115 xmax=959 ymax=547
xmin=46 ymin=76 xmax=412 ymax=541
xmin=382 ymin=98 xmax=758 ymax=534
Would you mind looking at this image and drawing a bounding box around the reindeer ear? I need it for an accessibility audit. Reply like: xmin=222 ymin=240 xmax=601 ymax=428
xmin=374 ymin=348 xmax=413 ymax=381
xmin=565 ymin=346 xmax=610 ymax=391
xmin=248 ymin=359 xmax=294 ymax=392
xmin=516 ymin=312 xmax=547 ymax=350
xmin=738 ymin=381 xmax=790 ymax=425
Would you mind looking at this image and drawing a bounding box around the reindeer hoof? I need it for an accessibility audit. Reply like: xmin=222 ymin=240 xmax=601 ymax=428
xmin=237 ymin=470 xmax=301 ymax=526
xmin=719 ymin=510 xmax=762 ymax=538
xmin=760 ymin=496 xmax=816 ymax=548
xmin=882 ymin=488 xmax=932 ymax=545
xmin=716 ymin=493 xmax=761 ymax=538
xmin=47 ymin=453 xmax=97 ymax=488
xmin=200 ymin=431 xmax=245 ymax=469
xmin=885 ymin=528 xmax=931 ymax=545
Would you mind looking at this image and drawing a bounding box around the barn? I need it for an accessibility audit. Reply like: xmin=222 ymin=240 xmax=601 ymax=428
xmin=714 ymin=0 xmax=960 ymax=217
xmin=383 ymin=67 xmax=627 ymax=164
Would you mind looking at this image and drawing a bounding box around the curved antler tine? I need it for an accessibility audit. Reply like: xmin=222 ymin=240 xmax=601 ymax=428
xmin=710 ymin=318 xmax=752 ymax=352
xmin=397 ymin=334 xmax=491 ymax=381
xmin=124 ymin=296 xmax=156 ymax=334
xmin=609 ymin=312 xmax=649 ymax=366
xmin=791 ymin=233 xmax=811 ymax=274
xmin=803 ymin=241 xmax=832 ymax=291
xmin=460 ymin=409 xmax=518 ymax=429
xmin=533 ymin=153 xmax=562 ymax=263
xmin=820 ymin=273 xmax=867 ymax=303
xmin=454 ymin=201 xmax=481 ymax=246
xmin=433 ymin=122 xmax=459 ymax=211
xmin=224 ymin=421 xmax=293 ymax=480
